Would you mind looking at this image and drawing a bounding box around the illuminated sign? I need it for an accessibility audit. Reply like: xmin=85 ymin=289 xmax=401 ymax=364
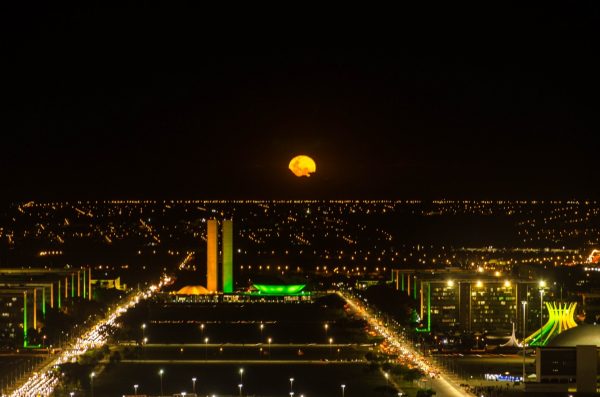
xmin=485 ymin=374 xmax=523 ymax=382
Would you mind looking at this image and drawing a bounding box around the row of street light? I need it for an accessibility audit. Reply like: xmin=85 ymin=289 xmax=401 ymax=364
xmin=120 ymin=370 xmax=345 ymax=396
xmin=198 ymin=321 xmax=334 ymax=344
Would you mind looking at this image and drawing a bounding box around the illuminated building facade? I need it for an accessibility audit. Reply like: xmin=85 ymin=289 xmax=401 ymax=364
xmin=91 ymin=276 xmax=127 ymax=291
xmin=527 ymin=325 xmax=599 ymax=394
xmin=206 ymin=219 xmax=218 ymax=292
xmin=0 ymin=268 xmax=92 ymax=347
xmin=392 ymin=269 xmax=535 ymax=333
xmin=252 ymin=284 xmax=307 ymax=295
xmin=222 ymin=220 xmax=233 ymax=293
xmin=164 ymin=282 xmax=313 ymax=304
xmin=468 ymin=281 xmax=520 ymax=332
xmin=0 ymin=293 xmax=24 ymax=348
xmin=429 ymin=282 xmax=459 ymax=329
xmin=203 ymin=219 xmax=235 ymax=293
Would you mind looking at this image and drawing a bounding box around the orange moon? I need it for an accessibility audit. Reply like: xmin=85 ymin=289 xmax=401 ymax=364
xmin=288 ymin=155 xmax=316 ymax=177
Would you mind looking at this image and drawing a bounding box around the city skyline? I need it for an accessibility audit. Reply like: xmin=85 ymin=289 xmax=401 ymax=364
xmin=2 ymin=5 xmax=600 ymax=396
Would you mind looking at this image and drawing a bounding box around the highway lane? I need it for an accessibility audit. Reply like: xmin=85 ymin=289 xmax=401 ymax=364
xmin=8 ymin=276 xmax=172 ymax=397
xmin=338 ymin=291 xmax=475 ymax=397
xmin=430 ymin=376 xmax=473 ymax=397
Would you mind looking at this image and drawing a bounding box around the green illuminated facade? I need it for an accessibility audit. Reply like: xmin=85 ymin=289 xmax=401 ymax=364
xmin=0 ymin=270 xmax=88 ymax=348
xmin=416 ymin=282 xmax=431 ymax=333
xmin=222 ymin=220 xmax=233 ymax=293
xmin=252 ymin=284 xmax=307 ymax=295
xmin=413 ymin=276 xmax=417 ymax=299
xmin=23 ymin=291 xmax=27 ymax=347
xmin=42 ymin=287 xmax=46 ymax=318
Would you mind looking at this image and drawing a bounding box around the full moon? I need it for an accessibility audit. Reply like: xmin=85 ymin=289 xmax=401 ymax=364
xmin=288 ymin=155 xmax=317 ymax=177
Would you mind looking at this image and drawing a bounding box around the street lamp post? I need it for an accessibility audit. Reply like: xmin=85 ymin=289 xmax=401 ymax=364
xmin=192 ymin=377 xmax=196 ymax=394
xmin=521 ymin=300 xmax=527 ymax=383
xmin=341 ymin=384 xmax=346 ymax=397
xmin=90 ymin=372 xmax=95 ymax=397
xmin=239 ymin=368 xmax=244 ymax=384
xmin=329 ymin=337 xmax=333 ymax=356
xmin=204 ymin=337 xmax=209 ymax=359
xmin=540 ymin=289 xmax=544 ymax=329
xmin=539 ymin=281 xmax=546 ymax=329
xmin=141 ymin=323 xmax=146 ymax=356
xmin=238 ymin=383 xmax=243 ymax=396
xmin=158 ymin=369 xmax=164 ymax=396
xmin=289 ymin=377 xmax=294 ymax=393
xmin=268 ymin=337 xmax=272 ymax=355
xmin=134 ymin=384 xmax=139 ymax=395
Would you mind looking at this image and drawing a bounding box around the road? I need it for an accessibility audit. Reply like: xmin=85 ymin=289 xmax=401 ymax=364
xmin=338 ymin=291 xmax=475 ymax=397
xmin=8 ymin=276 xmax=172 ymax=397
xmin=430 ymin=376 xmax=472 ymax=397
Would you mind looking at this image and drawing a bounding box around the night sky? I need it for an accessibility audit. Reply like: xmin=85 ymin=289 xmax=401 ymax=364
xmin=2 ymin=5 xmax=599 ymax=201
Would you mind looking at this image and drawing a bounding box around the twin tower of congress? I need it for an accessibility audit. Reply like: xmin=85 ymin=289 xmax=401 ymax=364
xmin=206 ymin=219 xmax=234 ymax=293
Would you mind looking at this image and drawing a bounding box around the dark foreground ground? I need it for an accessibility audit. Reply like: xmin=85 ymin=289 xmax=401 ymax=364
xmin=92 ymin=363 xmax=390 ymax=397
xmin=74 ymin=298 xmax=401 ymax=397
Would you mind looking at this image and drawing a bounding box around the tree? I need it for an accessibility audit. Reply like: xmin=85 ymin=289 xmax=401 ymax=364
xmin=403 ymin=368 xmax=424 ymax=383
xmin=363 ymin=284 xmax=417 ymax=325
xmin=108 ymin=350 xmax=122 ymax=368
xmin=26 ymin=327 xmax=41 ymax=346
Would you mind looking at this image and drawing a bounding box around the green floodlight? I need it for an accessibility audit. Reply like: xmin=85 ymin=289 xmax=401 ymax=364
xmin=415 ymin=282 xmax=431 ymax=333
xmin=252 ymin=284 xmax=307 ymax=295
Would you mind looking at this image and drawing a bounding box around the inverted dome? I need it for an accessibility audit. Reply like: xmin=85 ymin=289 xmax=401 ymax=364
xmin=547 ymin=324 xmax=600 ymax=347
xmin=252 ymin=284 xmax=306 ymax=295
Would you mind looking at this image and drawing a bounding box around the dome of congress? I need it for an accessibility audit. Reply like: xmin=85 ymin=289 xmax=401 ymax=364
xmin=177 ymin=285 xmax=210 ymax=295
